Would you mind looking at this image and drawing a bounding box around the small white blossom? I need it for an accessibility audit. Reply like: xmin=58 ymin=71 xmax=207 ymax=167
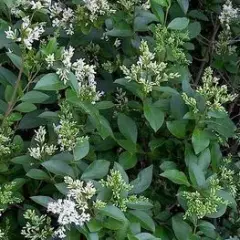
xmin=5 ymin=27 xmax=18 ymax=40
xmin=45 ymin=54 xmax=55 ymax=68
xmin=54 ymin=226 xmax=66 ymax=239
xmin=28 ymin=126 xmax=57 ymax=160
xmin=34 ymin=126 xmax=46 ymax=144
xmin=62 ymin=46 xmax=75 ymax=69
xmin=114 ymin=38 xmax=121 ymax=48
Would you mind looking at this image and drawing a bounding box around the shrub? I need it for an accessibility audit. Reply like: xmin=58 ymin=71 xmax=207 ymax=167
xmin=0 ymin=0 xmax=239 ymax=239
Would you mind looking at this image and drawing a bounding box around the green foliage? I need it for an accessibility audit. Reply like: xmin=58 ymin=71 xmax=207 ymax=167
xmin=0 ymin=0 xmax=240 ymax=239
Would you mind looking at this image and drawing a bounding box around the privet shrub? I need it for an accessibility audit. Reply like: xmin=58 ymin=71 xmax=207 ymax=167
xmin=0 ymin=0 xmax=239 ymax=239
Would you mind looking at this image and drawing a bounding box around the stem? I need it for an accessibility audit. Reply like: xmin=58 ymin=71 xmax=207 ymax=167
xmin=164 ymin=5 xmax=171 ymax=26
xmin=195 ymin=24 xmax=220 ymax=85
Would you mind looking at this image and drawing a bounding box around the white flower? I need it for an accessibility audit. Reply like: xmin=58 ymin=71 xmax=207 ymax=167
xmin=114 ymin=38 xmax=121 ymax=48
xmin=34 ymin=126 xmax=46 ymax=144
xmin=28 ymin=126 xmax=57 ymax=160
xmin=56 ymin=68 xmax=70 ymax=84
xmin=5 ymin=27 xmax=18 ymax=40
xmin=54 ymin=226 xmax=66 ymax=239
xmin=30 ymin=1 xmax=43 ymax=10
xmin=28 ymin=146 xmax=42 ymax=159
xmin=45 ymin=54 xmax=55 ymax=68
xmin=62 ymin=46 xmax=75 ymax=68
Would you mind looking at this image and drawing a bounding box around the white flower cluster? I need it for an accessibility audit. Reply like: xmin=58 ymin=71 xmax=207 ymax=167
xmin=49 ymin=2 xmax=75 ymax=35
xmin=28 ymin=126 xmax=57 ymax=160
xmin=47 ymin=177 xmax=96 ymax=239
xmin=121 ymin=41 xmax=180 ymax=93
xmin=196 ymin=67 xmax=238 ymax=112
xmin=11 ymin=0 xmax=51 ymax=17
xmin=5 ymin=16 xmax=45 ymax=50
xmin=54 ymin=118 xmax=81 ymax=152
xmin=83 ymin=0 xmax=115 ymax=22
xmin=219 ymin=0 xmax=239 ymax=30
xmin=21 ymin=209 xmax=53 ymax=240
xmin=9 ymin=0 xmax=74 ymax=39
xmin=0 ymin=134 xmax=11 ymax=157
xmin=117 ymin=0 xmax=150 ymax=11
xmin=53 ymin=102 xmax=89 ymax=151
xmin=55 ymin=46 xmax=103 ymax=103
xmin=114 ymin=87 xmax=129 ymax=114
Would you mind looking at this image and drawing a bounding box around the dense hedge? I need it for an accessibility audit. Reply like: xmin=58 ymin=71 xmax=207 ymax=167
xmin=0 ymin=0 xmax=240 ymax=239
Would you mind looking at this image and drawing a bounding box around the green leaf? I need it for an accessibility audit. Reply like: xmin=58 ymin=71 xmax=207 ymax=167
xmin=129 ymin=210 xmax=155 ymax=232
xmin=160 ymin=169 xmax=190 ymax=187
xmin=73 ymin=138 xmax=90 ymax=161
xmin=0 ymin=66 xmax=17 ymax=86
xmin=144 ymin=100 xmax=164 ymax=132
xmin=211 ymin=143 xmax=222 ymax=171
xmin=96 ymin=101 xmax=115 ymax=110
xmin=127 ymin=201 xmax=153 ymax=211
xmin=160 ymin=161 xmax=177 ymax=171
xmin=55 ymin=183 xmax=68 ymax=195
xmin=218 ymin=190 xmax=237 ymax=209
xmin=129 ymin=165 xmax=153 ymax=194
xmin=198 ymin=221 xmax=216 ymax=239
xmin=81 ymin=160 xmax=110 ymax=180
xmin=30 ymin=196 xmax=54 ymax=208
xmin=151 ymin=0 xmax=168 ymax=7
xmin=192 ymin=128 xmax=210 ymax=154
xmin=26 ymin=169 xmax=49 ymax=180
xmin=15 ymin=102 xmax=37 ymax=113
xmin=206 ymin=204 xmax=227 ymax=218
xmin=188 ymin=10 xmax=209 ymax=21
xmin=205 ymin=117 xmax=236 ymax=139
xmin=170 ymin=94 xmax=188 ymax=119
xmin=42 ymin=160 xmax=75 ymax=178
xmin=172 ymin=214 xmax=192 ymax=240
xmin=6 ymin=52 xmax=28 ymax=75
xmin=11 ymin=155 xmax=32 ymax=165
xmin=151 ymin=1 xmax=164 ymax=23
xmin=198 ymin=148 xmax=211 ymax=171
xmin=166 ymin=120 xmax=187 ymax=138
xmin=177 ymin=0 xmax=189 ymax=14
xmin=113 ymin=162 xmax=129 ymax=183
xmin=134 ymin=233 xmax=161 ymax=240
xmin=168 ymin=17 xmax=189 ymax=30
xmin=119 ymin=151 xmax=137 ymax=170
xmin=187 ymin=22 xmax=201 ymax=39
xmin=5 ymin=84 xmax=13 ymax=102
xmin=100 ymin=205 xmax=127 ymax=222
xmin=87 ymin=219 xmax=102 ymax=232
xmin=65 ymin=228 xmax=81 ymax=240
xmin=34 ymin=73 xmax=66 ymax=91
xmin=118 ymin=113 xmax=138 ymax=143
xmin=106 ymin=22 xmax=133 ymax=37
xmin=68 ymin=71 xmax=79 ymax=93
xmin=189 ymin=162 xmax=205 ymax=187
xmin=21 ymin=91 xmax=49 ymax=103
